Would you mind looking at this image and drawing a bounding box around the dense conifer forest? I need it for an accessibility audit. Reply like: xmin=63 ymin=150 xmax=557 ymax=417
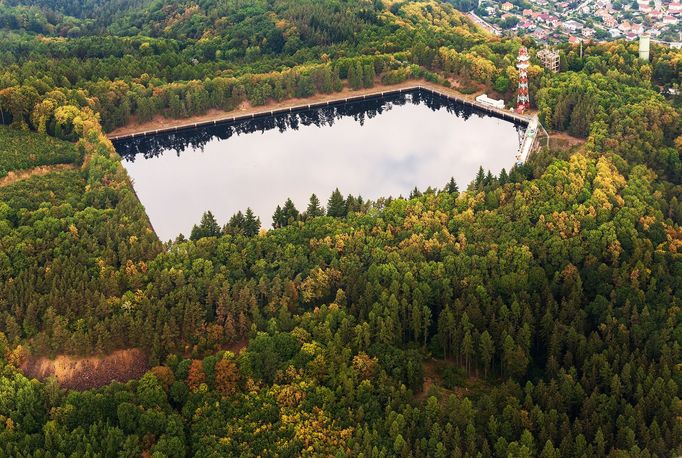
xmin=0 ymin=0 xmax=681 ymax=456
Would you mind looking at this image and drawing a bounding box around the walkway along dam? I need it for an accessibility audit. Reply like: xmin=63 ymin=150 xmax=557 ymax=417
xmin=108 ymin=82 xmax=541 ymax=164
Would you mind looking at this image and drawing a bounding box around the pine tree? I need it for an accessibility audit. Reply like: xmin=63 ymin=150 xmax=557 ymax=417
xmin=243 ymin=208 xmax=261 ymax=236
xmin=272 ymin=205 xmax=283 ymax=229
xmin=349 ymin=62 xmax=363 ymax=90
xmin=345 ymin=194 xmax=357 ymax=214
xmin=327 ymin=188 xmax=347 ymax=217
xmin=445 ymin=177 xmax=459 ymax=194
xmin=305 ymin=194 xmax=325 ymax=219
xmin=190 ymin=210 xmax=221 ymax=240
xmin=363 ymin=63 xmax=375 ymax=88
xmin=463 ymin=331 xmax=473 ymax=375
xmin=333 ymin=66 xmax=343 ymax=92
xmin=281 ymin=198 xmax=299 ymax=225
xmin=499 ymin=168 xmax=509 ymax=185
xmin=224 ymin=211 xmax=245 ymax=235
xmin=409 ymin=187 xmax=422 ymax=199
xmin=485 ymin=170 xmax=494 ymax=188
xmin=475 ymin=166 xmax=485 ymax=190
xmin=479 ymin=331 xmax=494 ymax=377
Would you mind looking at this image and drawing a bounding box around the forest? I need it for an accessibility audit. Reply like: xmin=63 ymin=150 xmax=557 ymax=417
xmin=0 ymin=0 xmax=681 ymax=457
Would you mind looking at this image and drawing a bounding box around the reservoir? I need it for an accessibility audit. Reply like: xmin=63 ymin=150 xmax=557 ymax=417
xmin=114 ymin=89 xmax=525 ymax=241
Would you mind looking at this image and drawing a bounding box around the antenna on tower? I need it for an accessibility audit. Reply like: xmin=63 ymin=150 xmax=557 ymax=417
xmin=516 ymin=47 xmax=530 ymax=114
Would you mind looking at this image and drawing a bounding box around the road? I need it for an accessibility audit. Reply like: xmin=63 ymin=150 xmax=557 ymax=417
xmin=467 ymin=12 xmax=502 ymax=36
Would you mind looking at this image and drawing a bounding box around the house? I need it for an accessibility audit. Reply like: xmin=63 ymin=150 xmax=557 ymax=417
xmin=563 ymin=20 xmax=585 ymax=33
xmin=669 ymin=1 xmax=682 ymax=14
xmin=620 ymin=21 xmax=644 ymax=35
xmin=532 ymin=28 xmax=549 ymax=41
xmin=597 ymin=10 xmax=618 ymax=27
xmin=539 ymin=13 xmax=559 ymax=26
xmin=663 ymin=15 xmax=678 ymax=24
xmin=501 ymin=2 xmax=514 ymax=12
xmin=609 ymin=28 xmax=623 ymax=38
xmin=568 ymin=35 xmax=583 ymax=44
xmin=619 ymin=21 xmax=632 ymax=32
xmin=648 ymin=9 xmax=664 ymax=20
xmin=519 ymin=20 xmax=535 ymax=30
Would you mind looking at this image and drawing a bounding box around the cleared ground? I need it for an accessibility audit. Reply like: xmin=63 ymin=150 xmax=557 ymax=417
xmin=21 ymin=349 xmax=149 ymax=390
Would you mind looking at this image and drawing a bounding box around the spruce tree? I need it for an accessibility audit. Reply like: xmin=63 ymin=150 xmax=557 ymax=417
xmin=363 ymin=63 xmax=375 ymax=88
xmin=327 ymin=188 xmax=347 ymax=217
xmin=225 ymin=211 xmax=245 ymax=235
xmin=485 ymin=170 xmax=494 ymax=187
xmin=349 ymin=62 xmax=363 ymax=90
xmin=475 ymin=166 xmax=486 ymax=189
xmin=190 ymin=210 xmax=221 ymax=240
xmin=272 ymin=205 xmax=283 ymax=229
xmin=499 ymin=168 xmax=509 ymax=185
xmin=281 ymin=198 xmax=299 ymax=225
xmin=305 ymin=194 xmax=324 ymax=219
xmin=445 ymin=177 xmax=459 ymax=194
xmin=243 ymin=208 xmax=261 ymax=237
xmin=345 ymin=194 xmax=357 ymax=214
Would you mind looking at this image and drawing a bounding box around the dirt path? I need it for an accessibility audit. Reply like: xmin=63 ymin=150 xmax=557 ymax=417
xmin=21 ymin=348 xmax=149 ymax=390
xmin=106 ymin=79 xmax=502 ymax=139
xmin=0 ymin=163 xmax=78 ymax=188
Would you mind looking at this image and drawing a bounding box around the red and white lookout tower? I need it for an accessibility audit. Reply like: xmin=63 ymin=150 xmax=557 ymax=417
xmin=516 ymin=47 xmax=530 ymax=114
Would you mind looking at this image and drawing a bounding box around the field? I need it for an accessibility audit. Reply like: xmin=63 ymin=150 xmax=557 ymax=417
xmin=0 ymin=126 xmax=82 ymax=177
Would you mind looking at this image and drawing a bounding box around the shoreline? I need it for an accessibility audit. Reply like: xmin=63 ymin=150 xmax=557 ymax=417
xmin=106 ymin=80 xmax=532 ymax=141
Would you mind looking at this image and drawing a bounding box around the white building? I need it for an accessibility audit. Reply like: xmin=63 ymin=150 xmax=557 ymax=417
xmin=476 ymin=94 xmax=505 ymax=109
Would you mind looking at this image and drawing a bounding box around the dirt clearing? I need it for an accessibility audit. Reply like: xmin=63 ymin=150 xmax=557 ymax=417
xmin=21 ymin=348 xmax=149 ymax=390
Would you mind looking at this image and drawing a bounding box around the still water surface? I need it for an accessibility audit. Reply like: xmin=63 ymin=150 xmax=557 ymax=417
xmin=115 ymin=90 xmax=525 ymax=241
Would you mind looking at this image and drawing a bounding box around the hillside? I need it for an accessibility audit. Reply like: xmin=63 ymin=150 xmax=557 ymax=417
xmin=0 ymin=0 xmax=681 ymax=456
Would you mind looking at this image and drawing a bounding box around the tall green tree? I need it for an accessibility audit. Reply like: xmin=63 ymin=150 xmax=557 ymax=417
xmin=190 ymin=211 xmax=221 ymax=240
xmin=243 ymin=208 xmax=261 ymax=236
xmin=305 ymin=194 xmax=325 ymax=219
xmin=326 ymin=189 xmax=347 ymax=217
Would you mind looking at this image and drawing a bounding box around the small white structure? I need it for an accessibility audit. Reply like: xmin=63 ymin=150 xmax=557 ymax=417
xmin=476 ymin=94 xmax=505 ymax=109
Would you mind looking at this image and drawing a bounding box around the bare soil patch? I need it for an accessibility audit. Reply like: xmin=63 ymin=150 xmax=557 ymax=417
xmin=21 ymin=348 xmax=149 ymax=390
xmin=0 ymin=163 xmax=77 ymax=188
xmin=548 ymin=131 xmax=585 ymax=151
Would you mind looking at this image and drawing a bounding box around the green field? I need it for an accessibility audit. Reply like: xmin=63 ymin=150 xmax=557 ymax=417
xmin=0 ymin=126 xmax=82 ymax=177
